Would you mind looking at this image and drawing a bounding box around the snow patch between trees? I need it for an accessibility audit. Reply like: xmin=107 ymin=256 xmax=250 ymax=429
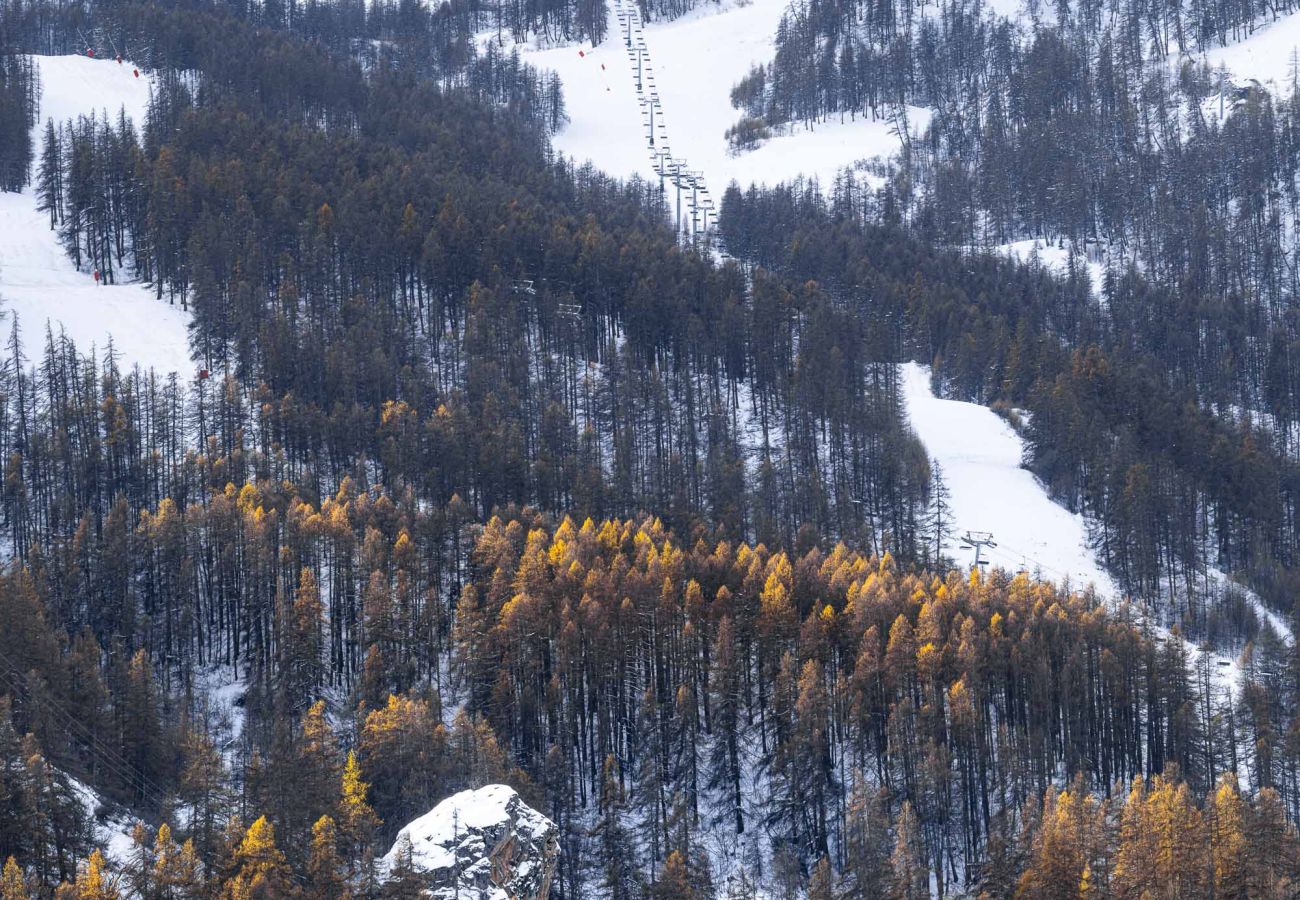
xmin=0 ymin=55 xmax=191 ymax=376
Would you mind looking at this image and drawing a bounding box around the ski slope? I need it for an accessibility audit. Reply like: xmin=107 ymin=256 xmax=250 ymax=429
xmin=901 ymin=361 xmax=1119 ymax=597
xmin=0 ymin=55 xmax=192 ymax=375
xmin=514 ymin=0 xmax=928 ymax=190
xmin=1199 ymin=10 xmax=1300 ymax=95
xmin=901 ymin=360 xmax=1291 ymax=696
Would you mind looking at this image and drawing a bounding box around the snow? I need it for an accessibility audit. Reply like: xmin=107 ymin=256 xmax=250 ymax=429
xmin=993 ymin=238 xmax=1108 ymax=299
xmin=900 ymin=361 xmax=1119 ymax=598
xmin=1198 ymin=10 xmax=1300 ymax=95
xmin=31 ymin=54 xmax=153 ymax=134
xmin=381 ymin=783 xmax=556 ymax=900
xmin=900 ymin=360 xmax=1297 ymax=700
xmin=190 ymin=664 xmax=248 ymax=759
xmin=69 ymin=775 xmax=140 ymax=868
xmin=383 ymin=784 xmax=526 ymax=873
xmin=512 ymin=0 xmax=925 ymax=192
xmin=0 ymin=55 xmax=192 ymax=376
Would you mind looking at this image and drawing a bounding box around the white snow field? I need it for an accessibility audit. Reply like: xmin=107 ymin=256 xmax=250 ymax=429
xmin=513 ymin=0 xmax=928 ymax=190
xmin=900 ymin=361 xmax=1121 ymax=597
xmin=1199 ymin=10 xmax=1300 ymax=95
xmin=0 ymin=55 xmax=192 ymax=375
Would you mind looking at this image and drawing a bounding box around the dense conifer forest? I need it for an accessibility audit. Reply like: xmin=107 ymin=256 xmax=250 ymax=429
xmin=0 ymin=0 xmax=1298 ymax=895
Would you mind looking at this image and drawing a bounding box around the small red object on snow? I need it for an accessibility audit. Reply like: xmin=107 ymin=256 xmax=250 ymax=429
xmin=601 ymin=63 xmax=606 ymax=70
xmin=133 ymin=69 xmax=139 ymax=78
xmin=92 ymin=269 xmax=100 ymax=283
xmin=578 ymin=49 xmax=585 ymax=57
xmin=86 ymin=48 xmax=94 ymax=57
xmin=116 ymin=55 xmax=122 ymax=64
xmin=198 ymin=369 xmax=210 ymax=380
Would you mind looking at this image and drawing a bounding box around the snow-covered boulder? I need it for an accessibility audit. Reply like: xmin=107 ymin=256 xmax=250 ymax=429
xmin=382 ymin=784 xmax=558 ymax=900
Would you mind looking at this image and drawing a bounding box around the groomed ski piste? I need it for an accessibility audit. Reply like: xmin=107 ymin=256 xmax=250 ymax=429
xmin=902 ymin=361 xmax=1292 ymax=697
xmin=504 ymin=0 xmax=930 ymax=192
xmin=5 ymin=0 xmax=1292 ymax=692
xmin=0 ymin=54 xmax=191 ymax=376
xmin=900 ymin=362 xmax=1118 ymax=596
xmin=499 ymin=0 xmax=1296 ymax=687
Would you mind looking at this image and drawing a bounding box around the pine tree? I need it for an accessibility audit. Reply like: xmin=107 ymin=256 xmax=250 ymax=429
xmin=220 ymin=817 xmax=297 ymax=899
xmin=891 ymin=801 xmax=928 ymax=900
xmin=304 ymin=817 xmax=348 ymax=900
xmin=380 ymin=836 xmax=427 ymax=899
xmin=808 ymin=857 xmax=834 ymax=900
xmin=337 ymin=751 xmax=380 ymax=868
xmin=1209 ymin=774 xmax=1248 ymax=898
xmin=1 ymin=857 xmax=27 ymax=900
xmin=842 ymin=773 xmax=891 ymax=899
xmin=649 ymin=850 xmax=702 ymax=900
xmin=279 ymin=569 xmax=324 ymax=713
xmin=594 ymin=755 xmax=638 ymax=900
xmin=75 ymin=851 xmax=119 ymax=900
xmin=123 ymin=823 xmax=153 ymax=900
xmin=35 ymin=120 xmax=61 ymax=230
xmin=152 ymin=824 xmax=204 ymax=900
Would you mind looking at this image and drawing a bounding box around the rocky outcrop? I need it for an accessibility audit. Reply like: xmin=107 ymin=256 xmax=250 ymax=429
xmin=382 ymin=784 xmax=558 ymax=900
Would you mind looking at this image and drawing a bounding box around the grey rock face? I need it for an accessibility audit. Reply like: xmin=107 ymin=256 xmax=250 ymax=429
xmin=383 ymin=784 xmax=559 ymax=900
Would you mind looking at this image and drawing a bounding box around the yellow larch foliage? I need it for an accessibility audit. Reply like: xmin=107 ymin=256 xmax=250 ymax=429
xmin=76 ymin=851 xmax=119 ymax=900
xmin=221 ymin=816 xmax=295 ymax=899
xmin=2 ymin=857 xmax=28 ymax=900
xmin=1210 ymin=774 xmax=1248 ymax=897
xmin=339 ymin=750 xmax=381 ymax=841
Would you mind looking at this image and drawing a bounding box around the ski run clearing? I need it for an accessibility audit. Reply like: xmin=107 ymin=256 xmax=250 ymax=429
xmin=5 ymin=17 xmax=1292 ymax=693
xmin=901 ymin=361 xmax=1120 ymax=597
xmin=509 ymin=0 xmax=929 ymax=190
xmin=901 ymin=361 xmax=1292 ymax=698
xmin=0 ymin=54 xmax=192 ymax=376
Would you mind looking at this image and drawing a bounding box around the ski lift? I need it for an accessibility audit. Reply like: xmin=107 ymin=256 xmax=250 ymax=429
xmin=197 ymin=369 xmax=211 ymax=380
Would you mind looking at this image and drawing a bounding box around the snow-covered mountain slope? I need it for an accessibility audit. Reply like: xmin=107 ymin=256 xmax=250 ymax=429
xmin=991 ymin=238 xmax=1109 ymax=299
xmin=0 ymin=55 xmax=191 ymax=375
xmin=902 ymin=360 xmax=1292 ymax=689
xmin=512 ymin=0 xmax=926 ymax=190
xmin=1198 ymin=10 xmax=1300 ymax=94
xmin=901 ymin=361 xmax=1119 ymax=596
